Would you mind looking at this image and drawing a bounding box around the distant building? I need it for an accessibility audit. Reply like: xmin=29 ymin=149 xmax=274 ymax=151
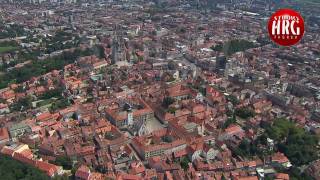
xmin=216 ymin=55 xmax=226 ymax=73
xmin=111 ymin=36 xmax=120 ymax=64
xmin=8 ymin=123 xmax=32 ymax=139
xmin=0 ymin=128 xmax=10 ymax=144
xmin=131 ymin=129 xmax=187 ymax=160
xmin=105 ymin=98 xmax=154 ymax=129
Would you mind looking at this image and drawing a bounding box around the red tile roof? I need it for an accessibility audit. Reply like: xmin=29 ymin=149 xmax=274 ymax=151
xmin=75 ymin=165 xmax=91 ymax=180
xmin=0 ymin=146 xmax=15 ymax=156
xmin=0 ymin=128 xmax=9 ymax=141
xmin=235 ymin=176 xmax=259 ymax=180
xmin=36 ymin=112 xmax=53 ymax=122
xmin=224 ymin=125 xmax=243 ymax=135
xmin=275 ymin=173 xmax=289 ymax=180
xmin=36 ymin=161 xmax=59 ymax=177
xmin=272 ymin=152 xmax=290 ymax=164
xmin=13 ymin=152 xmax=36 ymax=166
xmin=117 ymin=172 xmax=141 ymax=180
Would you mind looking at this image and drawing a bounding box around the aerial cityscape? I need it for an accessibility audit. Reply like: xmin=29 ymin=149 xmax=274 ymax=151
xmin=0 ymin=0 xmax=319 ymax=179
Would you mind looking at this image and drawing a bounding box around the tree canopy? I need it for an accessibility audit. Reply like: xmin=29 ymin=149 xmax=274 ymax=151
xmin=10 ymin=95 xmax=33 ymax=111
xmin=51 ymin=156 xmax=73 ymax=170
xmin=235 ymin=107 xmax=255 ymax=119
xmin=234 ymin=118 xmax=319 ymax=166
xmin=0 ymin=155 xmax=49 ymax=180
xmin=211 ymin=39 xmax=255 ymax=56
xmin=162 ymin=97 xmax=175 ymax=108
xmin=0 ymin=48 xmax=93 ymax=89
xmin=39 ymin=88 xmax=63 ymax=100
xmin=266 ymin=119 xmax=319 ymax=166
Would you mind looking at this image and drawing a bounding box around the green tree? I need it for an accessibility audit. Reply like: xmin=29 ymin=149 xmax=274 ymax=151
xmin=226 ymin=95 xmax=239 ymax=105
xmin=265 ymin=119 xmax=319 ymax=166
xmin=39 ymin=88 xmax=63 ymax=100
xmin=0 ymin=48 xmax=94 ymax=89
xmin=222 ymin=116 xmax=237 ymax=129
xmin=162 ymin=135 xmax=173 ymax=143
xmin=162 ymin=97 xmax=175 ymax=108
xmin=167 ymin=107 xmax=177 ymax=114
xmin=10 ymin=96 xmax=33 ymax=111
xmin=211 ymin=39 xmax=255 ymax=56
xmin=14 ymin=85 xmax=25 ymax=93
xmin=180 ymin=157 xmax=190 ymax=171
xmin=235 ymin=107 xmax=255 ymax=119
xmin=105 ymin=132 xmax=116 ymax=140
xmin=52 ymin=174 xmax=70 ymax=180
xmin=168 ymin=60 xmax=176 ymax=70
xmin=0 ymin=98 xmax=6 ymax=103
xmin=53 ymin=156 xmax=73 ymax=170
xmin=50 ymin=99 xmax=70 ymax=112
xmin=0 ymin=155 xmax=49 ymax=180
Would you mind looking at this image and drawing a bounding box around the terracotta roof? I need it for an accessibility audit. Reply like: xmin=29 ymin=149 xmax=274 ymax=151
xmin=165 ymin=171 xmax=174 ymax=180
xmin=272 ymin=152 xmax=289 ymax=164
xmin=275 ymin=173 xmax=289 ymax=180
xmin=0 ymin=103 xmax=8 ymax=109
xmin=0 ymin=128 xmax=9 ymax=141
xmin=20 ymin=149 xmax=33 ymax=159
xmin=129 ymin=162 xmax=145 ymax=175
xmin=36 ymin=161 xmax=59 ymax=177
xmin=36 ymin=112 xmax=53 ymax=121
xmin=75 ymin=165 xmax=91 ymax=180
xmin=93 ymin=60 xmax=108 ymax=68
xmin=1 ymin=146 xmax=15 ymax=156
xmin=235 ymin=176 xmax=259 ymax=180
xmin=224 ymin=125 xmax=243 ymax=134
xmin=0 ymin=90 xmax=15 ymax=100
xmin=174 ymin=148 xmax=188 ymax=158
xmin=89 ymin=172 xmax=105 ymax=180
xmin=13 ymin=152 xmax=35 ymax=166
xmin=117 ymin=172 xmax=141 ymax=180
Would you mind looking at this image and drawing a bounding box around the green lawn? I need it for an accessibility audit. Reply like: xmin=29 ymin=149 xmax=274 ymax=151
xmin=0 ymin=46 xmax=18 ymax=53
xmin=36 ymin=99 xmax=54 ymax=107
